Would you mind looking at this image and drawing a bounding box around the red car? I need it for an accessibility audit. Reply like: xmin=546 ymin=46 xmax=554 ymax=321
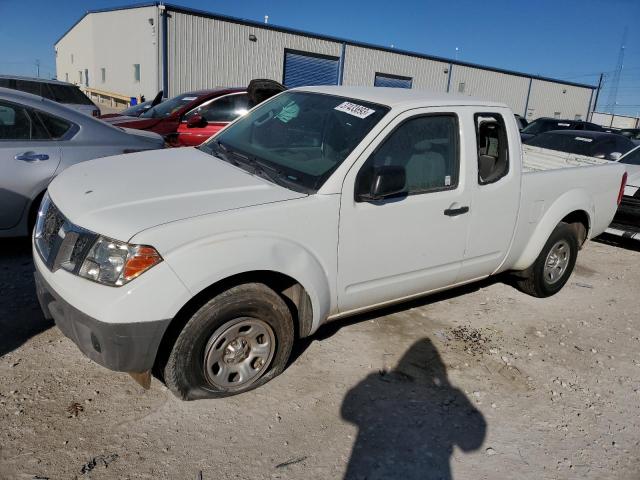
xmin=101 ymin=80 xmax=285 ymax=147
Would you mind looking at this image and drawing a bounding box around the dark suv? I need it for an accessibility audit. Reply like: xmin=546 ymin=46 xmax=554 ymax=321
xmin=0 ymin=75 xmax=99 ymax=117
xmin=520 ymin=117 xmax=602 ymax=141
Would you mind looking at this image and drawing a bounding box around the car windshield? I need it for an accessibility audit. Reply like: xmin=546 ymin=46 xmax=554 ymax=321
xmin=121 ymin=100 xmax=153 ymax=116
xmin=141 ymin=93 xmax=196 ymax=118
xmin=199 ymin=91 xmax=390 ymax=192
xmin=621 ymin=147 xmax=640 ymax=166
xmin=525 ymin=132 xmax=597 ymax=156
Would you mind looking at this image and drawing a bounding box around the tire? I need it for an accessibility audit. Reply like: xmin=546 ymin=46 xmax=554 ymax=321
xmin=515 ymin=222 xmax=578 ymax=298
xmin=163 ymin=283 xmax=294 ymax=400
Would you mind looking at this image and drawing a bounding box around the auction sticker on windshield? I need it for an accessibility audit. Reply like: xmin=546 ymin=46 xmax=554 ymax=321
xmin=334 ymin=102 xmax=376 ymax=119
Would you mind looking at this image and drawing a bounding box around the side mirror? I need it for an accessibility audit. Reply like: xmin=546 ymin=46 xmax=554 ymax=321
xmin=186 ymin=114 xmax=207 ymax=128
xmin=607 ymin=152 xmax=622 ymax=161
xmin=356 ymin=165 xmax=406 ymax=202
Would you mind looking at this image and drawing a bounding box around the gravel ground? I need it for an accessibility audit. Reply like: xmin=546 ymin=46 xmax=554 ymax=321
xmin=0 ymin=235 xmax=639 ymax=479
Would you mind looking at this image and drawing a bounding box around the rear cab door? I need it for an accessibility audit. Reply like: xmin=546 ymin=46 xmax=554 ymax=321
xmin=457 ymin=106 xmax=521 ymax=280
xmin=0 ymin=99 xmax=63 ymax=230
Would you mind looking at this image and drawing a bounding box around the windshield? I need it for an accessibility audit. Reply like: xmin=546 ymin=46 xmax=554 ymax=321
xmin=141 ymin=93 xmax=196 ymax=118
xmin=621 ymin=147 xmax=640 ymax=166
xmin=525 ymin=132 xmax=596 ymax=156
xmin=199 ymin=91 xmax=390 ymax=192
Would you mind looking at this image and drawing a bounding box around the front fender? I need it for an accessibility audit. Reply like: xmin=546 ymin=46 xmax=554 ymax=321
xmin=512 ymin=189 xmax=593 ymax=271
xmin=164 ymin=232 xmax=333 ymax=334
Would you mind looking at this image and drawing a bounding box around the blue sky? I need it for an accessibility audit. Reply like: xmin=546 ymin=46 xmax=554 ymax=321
xmin=0 ymin=0 xmax=638 ymax=116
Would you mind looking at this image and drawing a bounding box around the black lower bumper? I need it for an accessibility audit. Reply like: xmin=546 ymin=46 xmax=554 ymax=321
xmin=34 ymin=270 xmax=171 ymax=373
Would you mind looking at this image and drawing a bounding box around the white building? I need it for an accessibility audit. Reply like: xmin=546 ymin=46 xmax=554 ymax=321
xmin=55 ymin=2 xmax=597 ymax=120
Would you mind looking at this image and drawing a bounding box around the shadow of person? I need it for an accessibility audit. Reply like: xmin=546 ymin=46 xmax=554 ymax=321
xmin=341 ymin=338 xmax=486 ymax=480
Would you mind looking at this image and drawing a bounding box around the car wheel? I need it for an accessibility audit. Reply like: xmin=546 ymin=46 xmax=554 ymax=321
xmin=515 ymin=222 xmax=578 ymax=298
xmin=163 ymin=283 xmax=294 ymax=400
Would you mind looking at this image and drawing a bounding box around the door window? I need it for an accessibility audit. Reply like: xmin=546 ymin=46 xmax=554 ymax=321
xmin=357 ymin=115 xmax=460 ymax=195
xmin=35 ymin=110 xmax=72 ymax=139
xmin=185 ymin=94 xmax=250 ymax=123
xmin=475 ymin=113 xmax=509 ymax=184
xmin=0 ymin=100 xmax=49 ymax=140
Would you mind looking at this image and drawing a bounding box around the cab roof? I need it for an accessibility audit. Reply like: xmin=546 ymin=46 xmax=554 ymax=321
xmin=295 ymin=86 xmax=509 ymax=110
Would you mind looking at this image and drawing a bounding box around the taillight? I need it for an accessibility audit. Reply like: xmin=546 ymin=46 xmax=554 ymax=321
xmin=617 ymin=172 xmax=627 ymax=206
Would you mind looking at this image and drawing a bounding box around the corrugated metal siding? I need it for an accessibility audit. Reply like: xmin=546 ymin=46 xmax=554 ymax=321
xmin=449 ymin=65 xmax=529 ymax=114
xmin=527 ymin=79 xmax=592 ymax=121
xmin=167 ymin=12 xmax=342 ymax=96
xmin=342 ymin=45 xmax=449 ymax=91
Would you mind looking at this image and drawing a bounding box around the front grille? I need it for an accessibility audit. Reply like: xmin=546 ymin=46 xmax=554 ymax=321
xmin=35 ymin=198 xmax=97 ymax=273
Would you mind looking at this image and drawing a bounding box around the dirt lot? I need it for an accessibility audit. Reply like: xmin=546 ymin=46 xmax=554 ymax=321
xmin=1 ymin=235 xmax=639 ymax=480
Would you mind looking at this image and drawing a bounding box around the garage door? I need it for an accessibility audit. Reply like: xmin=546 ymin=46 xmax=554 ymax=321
xmin=283 ymin=50 xmax=340 ymax=88
xmin=374 ymin=73 xmax=413 ymax=89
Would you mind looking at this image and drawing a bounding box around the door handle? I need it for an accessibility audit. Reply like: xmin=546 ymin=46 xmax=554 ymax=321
xmin=15 ymin=151 xmax=49 ymax=162
xmin=444 ymin=206 xmax=469 ymax=216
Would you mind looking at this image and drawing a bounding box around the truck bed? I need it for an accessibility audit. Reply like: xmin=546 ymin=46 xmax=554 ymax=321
xmin=522 ymin=145 xmax=609 ymax=172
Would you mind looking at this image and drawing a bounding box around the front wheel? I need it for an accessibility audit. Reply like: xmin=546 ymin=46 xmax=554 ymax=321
xmin=515 ymin=222 xmax=578 ymax=298
xmin=162 ymin=283 xmax=294 ymax=400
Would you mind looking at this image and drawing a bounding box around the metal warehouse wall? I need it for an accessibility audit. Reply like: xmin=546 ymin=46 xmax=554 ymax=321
xmin=342 ymin=45 xmax=449 ymax=91
xmin=526 ymin=79 xmax=592 ymax=121
xmin=448 ymin=66 xmax=529 ymax=115
xmin=591 ymin=112 xmax=639 ymax=129
xmin=56 ymin=6 xmax=160 ymax=99
xmin=166 ymin=11 xmax=342 ymax=96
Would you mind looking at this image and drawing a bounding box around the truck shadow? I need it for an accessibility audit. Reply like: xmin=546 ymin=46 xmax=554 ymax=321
xmin=341 ymin=337 xmax=486 ymax=479
xmin=0 ymin=238 xmax=52 ymax=358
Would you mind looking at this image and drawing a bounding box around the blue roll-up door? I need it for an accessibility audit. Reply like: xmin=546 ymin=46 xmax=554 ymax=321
xmin=283 ymin=50 xmax=340 ymax=88
xmin=374 ymin=73 xmax=412 ymax=89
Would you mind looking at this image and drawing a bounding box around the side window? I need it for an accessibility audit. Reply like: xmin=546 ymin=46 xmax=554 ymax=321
xmin=475 ymin=113 xmax=509 ymax=184
xmin=0 ymin=100 xmax=49 ymax=141
xmin=188 ymin=94 xmax=250 ymax=123
xmin=35 ymin=110 xmax=72 ymax=139
xmin=357 ymin=115 xmax=460 ymax=195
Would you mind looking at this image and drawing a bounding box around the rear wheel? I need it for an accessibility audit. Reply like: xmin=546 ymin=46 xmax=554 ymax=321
xmin=162 ymin=283 xmax=294 ymax=400
xmin=515 ymin=222 xmax=578 ymax=298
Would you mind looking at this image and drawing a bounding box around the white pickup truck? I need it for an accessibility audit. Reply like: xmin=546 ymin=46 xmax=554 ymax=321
xmin=33 ymin=87 xmax=627 ymax=399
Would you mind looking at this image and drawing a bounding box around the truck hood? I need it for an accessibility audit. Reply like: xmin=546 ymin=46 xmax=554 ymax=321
xmin=47 ymin=148 xmax=306 ymax=241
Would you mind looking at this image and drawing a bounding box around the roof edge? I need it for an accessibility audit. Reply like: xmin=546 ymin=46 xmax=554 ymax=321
xmin=54 ymin=1 xmax=597 ymax=90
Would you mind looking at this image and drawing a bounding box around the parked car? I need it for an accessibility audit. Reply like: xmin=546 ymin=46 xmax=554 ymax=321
xmin=607 ymin=146 xmax=640 ymax=240
xmin=520 ymin=117 xmax=602 ymax=141
xmin=102 ymin=80 xmax=285 ymax=143
xmin=524 ymin=130 xmax=636 ymax=161
xmin=0 ymin=87 xmax=164 ymax=237
xmin=620 ymin=128 xmax=640 ymax=145
xmin=171 ymin=79 xmax=285 ymax=147
xmin=0 ymin=75 xmax=100 ymax=117
xmin=34 ymin=87 xmax=626 ymax=399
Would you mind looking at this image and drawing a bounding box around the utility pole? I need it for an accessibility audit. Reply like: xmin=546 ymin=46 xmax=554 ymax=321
xmin=591 ymin=73 xmax=604 ymax=121
xmin=604 ymin=27 xmax=627 ymax=115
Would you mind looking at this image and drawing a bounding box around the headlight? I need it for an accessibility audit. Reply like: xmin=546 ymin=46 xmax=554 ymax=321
xmin=78 ymin=236 xmax=162 ymax=286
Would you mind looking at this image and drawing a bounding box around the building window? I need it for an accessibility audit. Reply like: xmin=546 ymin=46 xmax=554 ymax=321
xmin=78 ymin=71 xmax=82 ymax=84
xmin=84 ymin=69 xmax=89 ymax=87
xmin=133 ymin=64 xmax=141 ymax=82
xmin=553 ymin=111 xmax=561 ymax=119
xmin=65 ymin=73 xmax=69 ymax=82
xmin=71 ymin=54 xmax=74 ymax=64
xmin=374 ymin=72 xmax=412 ymax=89
xmin=574 ymin=114 xmax=582 ymax=121
xmin=101 ymin=68 xmax=106 ymax=83
xmin=458 ymin=82 xmax=465 ymax=93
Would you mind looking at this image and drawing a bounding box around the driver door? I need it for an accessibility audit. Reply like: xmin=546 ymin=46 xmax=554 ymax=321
xmin=337 ymin=110 xmax=471 ymax=313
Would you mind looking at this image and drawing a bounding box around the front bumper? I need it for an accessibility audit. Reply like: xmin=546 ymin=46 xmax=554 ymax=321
xmin=35 ymin=269 xmax=171 ymax=373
